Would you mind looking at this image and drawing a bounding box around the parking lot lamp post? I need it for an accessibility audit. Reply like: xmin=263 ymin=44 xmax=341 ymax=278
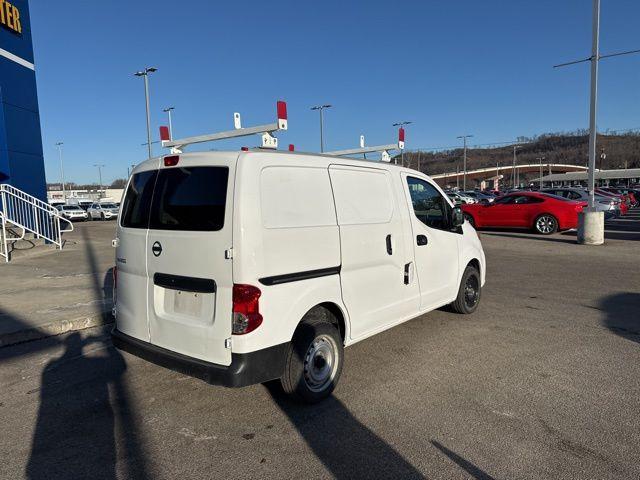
xmin=512 ymin=145 xmax=521 ymax=188
xmin=393 ymin=122 xmax=412 ymax=166
xmin=134 ymin=67 xmax=157 ymax=160
xmin=55 ymin=142 xmax=66 ymax=202
xmin=94 ymin=164 xmax=105 ymax=198
xmin=457 ymin=135 xmax=473 ymax=190
xmin=163 ymin=106 xmax=175 ymax=140
xmin=310 ymin=104 xmax=332 ymax=153
xmin=537 ymin=156 xmax=545 ymax=189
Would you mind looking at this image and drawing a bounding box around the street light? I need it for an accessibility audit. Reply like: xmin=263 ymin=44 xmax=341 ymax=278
xmin=393 ymin=121 xmax=412 ymax=166
xmin=163 ymin=106 xmax=175 ymax=140
xmin=134 ymin=67 xmax=157 ymax=159
xmin=94 ymin=164 xmax=105 ymax=198
xmin=310 ymin=104 xmax=332 ymax=152
xmin=457 ymin=134 xmax=473 ymax=191
xmin=512 ymin=145 xmax=521 ymax=188
xmin=55 ymin=142 xmax=66 ymax=201
xmin=536 ymin=156 xmax=546 ymax=189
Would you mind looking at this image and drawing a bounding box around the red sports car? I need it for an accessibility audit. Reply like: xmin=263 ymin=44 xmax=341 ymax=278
xmin=461 ymin=192 xmax=587 ymax=234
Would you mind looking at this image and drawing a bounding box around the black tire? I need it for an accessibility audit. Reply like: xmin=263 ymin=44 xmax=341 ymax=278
xmin=281 ymin=308 xmax=344 ymax=403
xmin=101 ymin=213 xmax=106 ymax=221
xmin=463 ymin=213 xmax=475 ymax=228
xmin=533 ymin=214 xmax=558 ymax=235
xmin=451 ymin=265 xmax=481 ymax=314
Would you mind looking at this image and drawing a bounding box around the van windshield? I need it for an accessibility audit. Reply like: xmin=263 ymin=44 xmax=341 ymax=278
xmin=121 ymin=167 xmax=229 ymax=231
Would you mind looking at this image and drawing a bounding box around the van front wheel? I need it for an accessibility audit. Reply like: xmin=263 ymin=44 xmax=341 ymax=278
xmin=451 ymin=265 xmax=481 ymax=314
xmin=281 ymin=313 xmax=344 ymax=403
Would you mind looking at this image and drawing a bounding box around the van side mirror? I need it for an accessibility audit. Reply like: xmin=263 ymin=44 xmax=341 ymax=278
xmin=451 ymin=207 xmax=464 ymax=228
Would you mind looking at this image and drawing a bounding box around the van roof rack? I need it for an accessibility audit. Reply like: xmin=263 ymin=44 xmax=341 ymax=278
xmin=324 ymin=127 xmax=405 ymax=162
xmin=159 ymin=101 xmax=288 ymax=154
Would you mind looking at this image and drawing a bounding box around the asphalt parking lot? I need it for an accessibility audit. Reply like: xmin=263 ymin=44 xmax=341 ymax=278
xmin=1 ymin=217 xmax=639 ymax=479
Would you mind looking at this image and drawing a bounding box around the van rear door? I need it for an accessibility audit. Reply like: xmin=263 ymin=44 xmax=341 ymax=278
xmin=146 ymin=156 xmax=236 ymax=366
xmin=117 ymin=165 xmax=160 ymax=342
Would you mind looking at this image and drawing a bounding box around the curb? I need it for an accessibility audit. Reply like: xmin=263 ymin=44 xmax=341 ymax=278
xmin=0 ymin=309 xmax=114 ymax=348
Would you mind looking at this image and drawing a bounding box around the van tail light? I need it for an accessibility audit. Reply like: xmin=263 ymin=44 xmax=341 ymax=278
xmin=232 ymin=284 xmax=263 ymax=335
xmin=113 ymin=266 xmax=117 ymax=289
xmin=164 ymin=155 xmax=179 ymax=167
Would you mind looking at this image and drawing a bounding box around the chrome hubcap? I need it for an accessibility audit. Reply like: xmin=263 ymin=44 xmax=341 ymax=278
xmin=536 ymin=216 xmax=555 ymax=233
xmin=303 ymin=334 xmax=338 ymax=392
xmin=464 ymin=275 xmax=479 ymax=308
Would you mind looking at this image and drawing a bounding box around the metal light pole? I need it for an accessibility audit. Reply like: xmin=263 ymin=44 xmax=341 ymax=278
xmin=94 ymin=164 xmax=105 ymax=198
xmin=393 ymin=121 xmax=412 ymax=166
xmin=55 ymin=142 xmax=66 ymax=202
xmin=457 ymin=135 xmax=473 ymax=190
xmin=134 ymin=67 xmax=157 ymax=159
xmin=163 ymin=106 xmax=175 ymax=140
xmin=512 ymin=145 xmax=521 ymax=188
xmin=537 ymin=156 xmax=545 ymax=189
xmin=311 ymin=104 xmax=332 ymax=152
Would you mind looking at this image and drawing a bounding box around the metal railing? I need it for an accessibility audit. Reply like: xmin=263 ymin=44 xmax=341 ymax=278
xmin=0 ymin=184 xmax=73 ymax=262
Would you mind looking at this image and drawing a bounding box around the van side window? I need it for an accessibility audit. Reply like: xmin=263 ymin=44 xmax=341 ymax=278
xmin=406 ymin=177 xmax=449 ymax=230
xmin=121 ymin=170 xmax=157 ymax=229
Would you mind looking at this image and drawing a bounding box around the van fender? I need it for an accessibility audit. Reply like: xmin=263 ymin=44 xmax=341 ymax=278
xmin=458 ymin=225 xmax=486 ymax=287
xmin=230 ymin=274 xmax=351 ymax=354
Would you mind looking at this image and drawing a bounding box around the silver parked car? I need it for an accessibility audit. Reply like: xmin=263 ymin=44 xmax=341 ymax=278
xmin=541 ymin=188 xmax=620 ymax=218
xmin=462 ymin=191 xmax=496 ymax=203
xmin=87 ymin=202 xmax=119 ymax=221
xmin=445 ymin=191 xmax=477 ymax=205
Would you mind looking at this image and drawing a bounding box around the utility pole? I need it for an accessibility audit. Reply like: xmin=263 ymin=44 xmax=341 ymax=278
xmin=134 ymin=67 xmax=157 ymax=159
xmin=554 ymin=0 xmax=640 ymax=244
xmin=496 ymin=162 xmax=499 ymax=190
xmin=417 ymin=151 xmax=421 ymax=172
xmin=456 ymin=164 xmax=460 ymax=190
xmin=457 ymin=135 xmax=473 ymax=191
xmin=311 ymin=104 xmax=332 ymax=152
xmin=393 ymin=121 xmax=412 ymax=166
xmin=163 ymin=107 xmax=175 ymax=140
xmin=94 ymin=164 xmax=105 ymax=198
xmin=55 ymin=142 xmax=66 ymax=202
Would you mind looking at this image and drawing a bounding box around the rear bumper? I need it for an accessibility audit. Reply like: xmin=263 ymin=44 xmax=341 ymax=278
xmin=111 ymin=328 xmax=288 ymax=388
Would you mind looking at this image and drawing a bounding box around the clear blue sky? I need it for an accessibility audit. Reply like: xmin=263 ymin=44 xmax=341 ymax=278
xmin=30 ymin=0 xmax=640 ymax=184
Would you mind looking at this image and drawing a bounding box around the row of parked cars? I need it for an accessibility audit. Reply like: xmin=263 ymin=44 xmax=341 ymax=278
xmin=446 ymin=185 xmax=638 ymax=235
xmin=54 ymin=202 xmax=120 ymax=221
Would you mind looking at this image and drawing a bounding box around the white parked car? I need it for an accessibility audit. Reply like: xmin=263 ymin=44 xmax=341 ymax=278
xmin=112 ymin=151 xmax=486 ymax=403
xmin=55 ymin=204 xmax=88 ymax=221
xmin=87 ymin=202 xmax=119 ymax=220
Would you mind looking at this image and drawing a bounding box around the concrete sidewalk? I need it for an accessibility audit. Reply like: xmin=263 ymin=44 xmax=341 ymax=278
xmin=0 ymin=221 xmax=116 ymax=347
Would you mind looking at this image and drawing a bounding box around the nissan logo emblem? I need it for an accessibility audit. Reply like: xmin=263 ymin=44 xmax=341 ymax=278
xmin=152 ymin=241 xmax=162 ymax=257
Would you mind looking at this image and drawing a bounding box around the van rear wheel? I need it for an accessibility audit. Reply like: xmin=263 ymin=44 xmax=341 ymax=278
xmin=451 ymin=265 xmax=481 ymax=314
xmin=281 ymin=311 xmax=344 ymax=403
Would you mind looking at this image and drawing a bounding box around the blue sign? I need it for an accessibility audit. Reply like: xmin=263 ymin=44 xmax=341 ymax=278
xmin=0 ymin=0 xmax=46 ymax=201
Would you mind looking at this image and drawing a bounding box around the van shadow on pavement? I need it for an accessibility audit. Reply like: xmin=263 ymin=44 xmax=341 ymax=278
xmin=599 ymin=292 xmax=640 ymax=344
xmin=431 ymin=440 xmax=495 ymax=480
xmin=21 ymin=226 xmax=150 ymax=479
xmin=265 ymin=381 xmax=425 ymax=479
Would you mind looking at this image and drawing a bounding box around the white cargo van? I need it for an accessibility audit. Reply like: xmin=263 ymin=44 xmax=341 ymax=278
xmin=112 ymin=150 xmax=486 ymax=403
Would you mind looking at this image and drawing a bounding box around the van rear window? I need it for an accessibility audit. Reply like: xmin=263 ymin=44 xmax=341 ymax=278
xmin=121 ymin=167 xmax=229 ymax=231
xmin=121 ymin=170 xmax=157 ymax=228
xmin=150 ymin=167 xmax=229 ymax=231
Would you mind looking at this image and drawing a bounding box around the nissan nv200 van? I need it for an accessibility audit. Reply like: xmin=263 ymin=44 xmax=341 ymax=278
xmin=112 ymin=150 xmax=486 ymax=403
